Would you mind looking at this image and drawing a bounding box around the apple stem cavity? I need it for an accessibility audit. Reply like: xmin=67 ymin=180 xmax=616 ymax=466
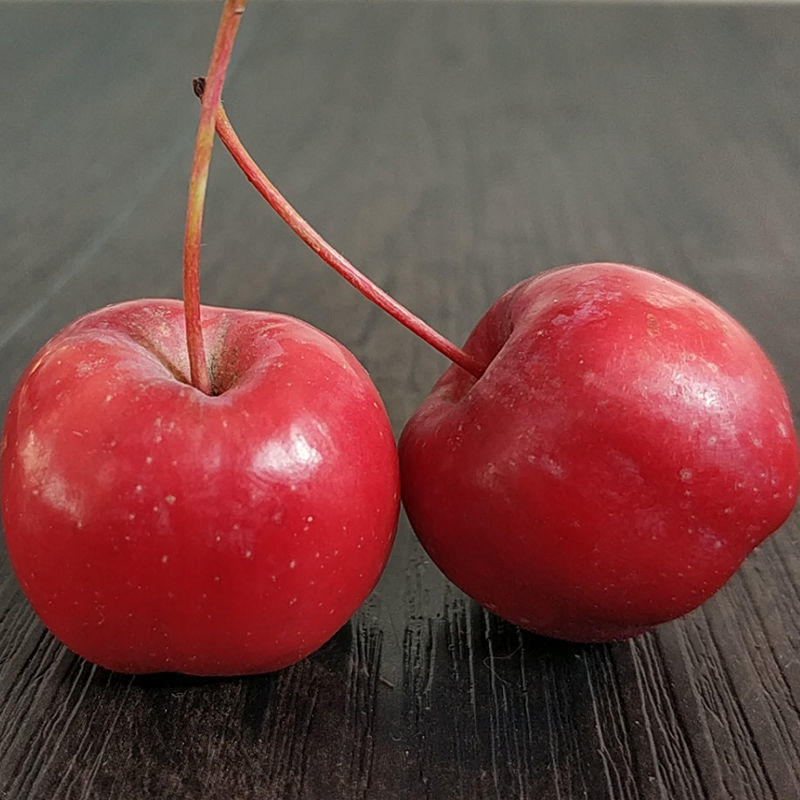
xmin=192 ymin=78 xmax=486 ymax=380
xmin=183 ymin=0 xmax=248 ymax=395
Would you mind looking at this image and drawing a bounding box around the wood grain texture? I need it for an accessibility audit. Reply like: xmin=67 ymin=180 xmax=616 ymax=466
xmin=1 ymin=3 xmax=799 ymax=798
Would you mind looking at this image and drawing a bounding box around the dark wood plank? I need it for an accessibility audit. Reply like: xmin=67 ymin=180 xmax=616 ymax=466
xmin=1 ymin=3 xmax=799 ymax=799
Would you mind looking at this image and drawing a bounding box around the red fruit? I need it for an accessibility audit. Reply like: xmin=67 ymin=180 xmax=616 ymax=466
xmin=1 ymin=299 xmax=399 ymax=674
xmin=399 ymin=263 xmax=799 ymax=641
xmin=185 ymin=88 xmax=799 ymax=643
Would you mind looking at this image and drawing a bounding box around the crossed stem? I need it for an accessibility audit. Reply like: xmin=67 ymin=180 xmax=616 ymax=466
xmin=192 ymin=78 xmax=486 ymax=380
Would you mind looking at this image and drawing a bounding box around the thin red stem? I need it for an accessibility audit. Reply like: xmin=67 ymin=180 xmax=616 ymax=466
xmin=183 ymin=0 xmax=248 ymax=394
xmin=192 ymin=80 xmax=485 ymax=380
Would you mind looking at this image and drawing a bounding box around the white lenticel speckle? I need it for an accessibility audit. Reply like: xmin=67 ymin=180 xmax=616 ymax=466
xmin=289 ymin=560 xmax=297 ymax=569
xmin=165 ymin=495 xmax=176 ymax=505
xmin=679 ymin=468 xmax=693 ymax=482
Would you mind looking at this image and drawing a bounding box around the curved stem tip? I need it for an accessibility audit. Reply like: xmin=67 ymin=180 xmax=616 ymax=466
xmin=193 ymin=78 xmax=486 ymax=380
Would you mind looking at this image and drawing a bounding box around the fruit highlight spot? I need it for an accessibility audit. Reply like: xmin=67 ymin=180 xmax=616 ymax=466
xmin=252 ymin=426 xmax=323 ymax=480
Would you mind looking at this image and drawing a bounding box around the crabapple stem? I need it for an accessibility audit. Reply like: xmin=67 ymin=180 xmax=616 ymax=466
xmin=192 ymin=78 xmax=486 ymax=380
xmin=183 ymin=0 xmax=248 ymax=395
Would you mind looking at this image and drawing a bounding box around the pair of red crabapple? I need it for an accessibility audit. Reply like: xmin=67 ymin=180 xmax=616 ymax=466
xmin=1 ymin=1 xmax=797 ymax=674
xmin=2 ymin=259 xmax=797 ymax=674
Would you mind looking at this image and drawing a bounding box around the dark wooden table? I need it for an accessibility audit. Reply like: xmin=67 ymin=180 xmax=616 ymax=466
xmin=1 ymin=2 xmax=799 ymax=798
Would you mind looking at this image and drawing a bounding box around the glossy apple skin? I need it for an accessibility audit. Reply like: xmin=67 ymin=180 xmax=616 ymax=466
xmin=1 ymin=299 xmax=399 ymax=675
xmin=400 ymin=263 xmax=799 ymax=641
